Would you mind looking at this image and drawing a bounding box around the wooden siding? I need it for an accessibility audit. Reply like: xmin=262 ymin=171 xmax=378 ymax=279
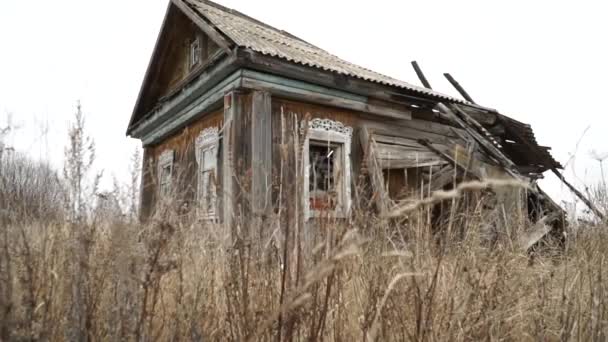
xmin=270 ymin=98 xmax=470 ymax=193
xmin=141 ymin=109 xmax=223 ymax=217
xmin=137 ymin=6 xmax=221 ymax=119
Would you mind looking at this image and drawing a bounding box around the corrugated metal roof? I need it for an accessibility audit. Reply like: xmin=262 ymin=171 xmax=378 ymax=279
xmin=185 ymin=0 xmax=464 ymax=103
xmin=498 ymin=114 xmax=563 ymax=172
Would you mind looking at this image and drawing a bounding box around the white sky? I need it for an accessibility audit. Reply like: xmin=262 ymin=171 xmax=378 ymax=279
xmin=1 ymin=0 xmax=607 ymax=209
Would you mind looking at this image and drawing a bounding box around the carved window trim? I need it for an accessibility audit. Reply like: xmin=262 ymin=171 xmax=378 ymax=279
xmin=195 ymin=126 xmax=220 ymax=221
xmin=302 ymin=118 xmax=353 ymax=220
xmin=158 ymin=149 xmax=174 ymax=197
xmin=189 ymin=36 xmax=202 ymax=70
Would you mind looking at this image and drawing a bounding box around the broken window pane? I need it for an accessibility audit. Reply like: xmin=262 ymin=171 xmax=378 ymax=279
xmin=309 ymin=142 xmax=342 ymax=210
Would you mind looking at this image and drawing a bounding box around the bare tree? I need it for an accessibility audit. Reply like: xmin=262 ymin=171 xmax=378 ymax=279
xmin=63 ymin=101 xmax=102 ymax=222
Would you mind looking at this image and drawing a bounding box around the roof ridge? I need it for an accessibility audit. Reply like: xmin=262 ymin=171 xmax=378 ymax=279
xmin=189 ymin=0 xmax=314 ymax=46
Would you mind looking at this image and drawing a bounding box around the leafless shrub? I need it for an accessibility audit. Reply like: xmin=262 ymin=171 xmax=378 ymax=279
xmin=0 ymin=151 xmax=64 ymax=224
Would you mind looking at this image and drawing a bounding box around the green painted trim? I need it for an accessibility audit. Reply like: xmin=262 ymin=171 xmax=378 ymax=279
xmin=240 ymin=69 xmax=411 ymax=120
xmin=130 ymin=55 xmax=240 ymax=139
xmin=141 ymin=72 xmax=243 ymax=145
xmin=241 ymin=69 xmax=366 ymax=103
xmin=138 ymin=67 xmax=412 ymax=146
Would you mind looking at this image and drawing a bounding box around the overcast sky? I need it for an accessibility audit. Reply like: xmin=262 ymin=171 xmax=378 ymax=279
xmin=1 ymin=0 xmax=606 ymax=210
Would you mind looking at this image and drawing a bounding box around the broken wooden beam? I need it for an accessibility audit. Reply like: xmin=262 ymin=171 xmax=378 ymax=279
xmin=359 ymin=126 xmax=391 ymax=215
xmin=417 ymin=139 xmax=480 ymax=180
xmin=411 ymin=61 xmax=433 ymax=89
xmin=551 ymin=168 xmax=605 ymax=221
xmin=519 ymin=215 xmax=553 ymax=251
xmin=444 ymin=73 xmax=477 ymax=104
xmin=435 ymin=103 xmax=524 ymax=182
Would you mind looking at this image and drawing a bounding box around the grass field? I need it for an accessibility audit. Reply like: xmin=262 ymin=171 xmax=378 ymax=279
xmin=1 ymin=180 xmax=607 ymax=341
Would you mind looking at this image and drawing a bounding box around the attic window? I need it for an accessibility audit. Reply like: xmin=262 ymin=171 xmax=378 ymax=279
xmin=189 ymin=36 xmax=202 ymax=69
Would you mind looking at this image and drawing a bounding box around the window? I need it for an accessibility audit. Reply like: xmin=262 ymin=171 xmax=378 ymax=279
xmin=195 ymin=127 xmax=219 ymax=220
xmin=303 ymin=118 xmax=352 ymax=219
xmin=189 ymin=36 xmax=202 ymax=69
xmin=158 ymin=150 xmax=174 ymax=197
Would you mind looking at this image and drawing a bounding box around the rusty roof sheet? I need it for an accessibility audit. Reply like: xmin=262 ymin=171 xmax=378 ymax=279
xmin=185 ymin=0 xmax=465 ymax=103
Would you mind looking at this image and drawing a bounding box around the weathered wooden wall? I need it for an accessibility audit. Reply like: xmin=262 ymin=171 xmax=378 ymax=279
xmin=141 ymin=109 xmax=223 ymax=218
xmin=139 ymin=93 xmax=524 ymax=228
xmin=270 ymin=98 xmax=473 ymax=205
xmin=137 ymin=6 xmax=221 ymax=118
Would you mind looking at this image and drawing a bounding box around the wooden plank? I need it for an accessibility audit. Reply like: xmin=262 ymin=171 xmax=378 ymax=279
xmin=378 ymin=159 xmax=447 ymax=169
xmin=359 ymin=126 xmax=390 ymax=214
xmin=251 ymin=90 xmax=272 ymax=215
xmin=240 ymin=73 xmax=413 ymax=120
xmin=418 ymin=139 xmax=482 ymax=180
xmin=171 ymin=0 xmax=233 ymax=52
xmin=372 ymin=135 xmax=426 ymax=150
xmin=444 ymin=73 xmax=477 ymax=104
xmin=361 ymin=119 xmax=463 ymax=146
xmin=374 ymin=144 xmax=443 ymax=162
xmin=222 ymin=91 xmax=237 ymax=226
xmin=141 ymin=75 xmax=240 ymax=145
xmin=139 ymin=147 xmax=155 ymax=222
xmin=429 ymin=165 xmax=457 ymax=191
xmin=131 ymin=56 xmax=241 ymax=140
xmin=551 ymin=168 xmax=605 ymax=220
xmin=519 ymin=218 xmax=552 ymax=251
xmin=437 ymin=103 xmax=523 ymax=181
xmin=411 ymin=61 xmax=433 ymax=89
xmin=397 ymin=118 xmax=467 ymax=139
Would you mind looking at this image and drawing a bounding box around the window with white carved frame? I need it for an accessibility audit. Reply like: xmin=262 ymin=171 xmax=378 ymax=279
xmin=195 ymin=127 xmax=219 ymax=220
xmin=189 ymin=36 xmax=202 ymax=70
xmin=303 ymin=118 xmax=352 ymax=219
xmin=158 ymin=150 xmax=174 ymax=197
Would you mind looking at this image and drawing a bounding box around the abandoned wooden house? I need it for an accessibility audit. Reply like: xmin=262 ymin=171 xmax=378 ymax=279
xmin=127 ymin=0 xmax=568 ymax=237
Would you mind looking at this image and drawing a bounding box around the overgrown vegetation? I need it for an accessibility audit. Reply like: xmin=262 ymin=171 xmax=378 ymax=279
xmin=1 ymin=106 xmax=608 ymax=341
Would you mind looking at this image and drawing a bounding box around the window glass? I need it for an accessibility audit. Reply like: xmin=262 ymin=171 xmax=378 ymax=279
xmin=195 ymin=127 xmax=219 ymax=220
xmin=203 ymin=147 xmax=215 ymax=170
xmin=158 ymin=150 xmax=174 ymax=197
xmin=190 ymin=37 xmax=201 ymax=69
xmin=309 ymin=142 xmax=342 ymax=211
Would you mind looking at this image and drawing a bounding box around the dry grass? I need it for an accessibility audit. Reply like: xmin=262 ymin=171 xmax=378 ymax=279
xmin=3 ymin=109 xmax=608 ymax=341
xmin=1 ymin=181 xmax=608 ymax=341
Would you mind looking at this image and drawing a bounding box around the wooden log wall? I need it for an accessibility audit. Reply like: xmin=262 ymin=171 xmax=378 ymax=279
xmin=270 ymin=98 xmax=475 ymax=209
xmin=222 ymin=90 xmax=273 ymax=236
xmin=140 ymin=109 xmax=223 ymax=219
